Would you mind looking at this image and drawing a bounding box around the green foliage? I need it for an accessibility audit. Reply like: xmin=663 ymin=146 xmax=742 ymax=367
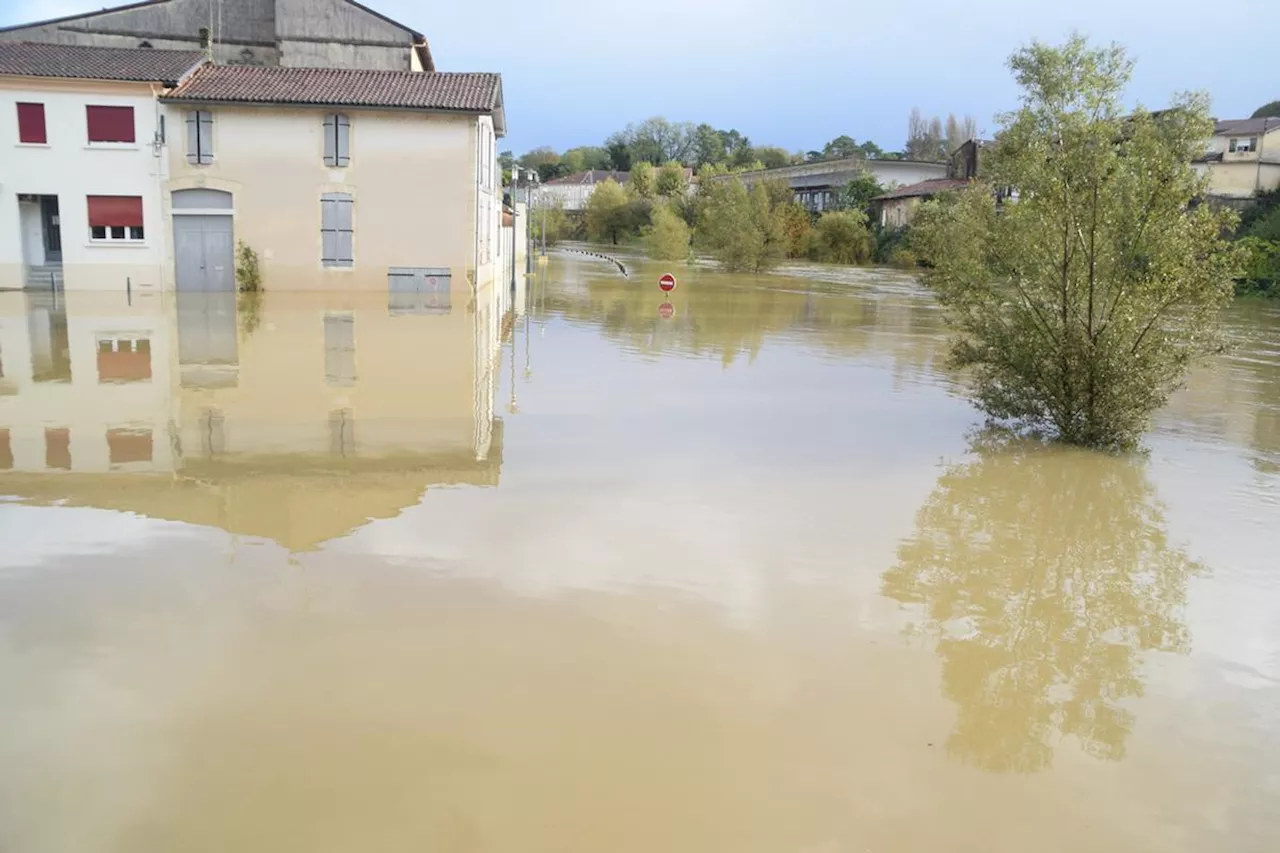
xmin=585 ymin=179 xmax=631 ymax=245
xmin=1236 ymin=194 xmax=1280 ymax=296
xmin=656 ymin=161 xmax=687 ymax=198
xmin=806 ymin=135 xmax=885 ymax=162
xmin=754 ymin=146 xmax=793 ymax=169
xmin=1236 ymin=237 xmax=1280 ymax=296
xmin=1238 ymin=188 xmax=1280 ymax=234
xmin=628 ymin=161 xmax=655 ymax=199
xmin=836 ymin=170 xmax=886 ymax=212
xmin=237 ymin=289 xmax=263 ymax=338
xmin=1251 ymin=100 xmax=1280 ymax=119
xmin=562 ymin=146 xmax=611 ymax=173
xmin=644 ymin=203 xmax=692 ymax=261
xmin=235 ymin=240 xmax=262 ymax=292
xmin=1245 ymin=204 xmax=1280 ymax=243
xmin=777 ymin=202 xmax=814 ymax=259
xmin=813 ymin=211 xmax=874 ymax=264
xmin=873 ymin=226 xmax=909 ymax=264
xmin=697 ymin=178 xmax=785 ymax=272
xmin=517 ymin=146 xmax=565 ymax=182
xmin=532 ymin=200 xmax=571 ymax=247
xmin=913 ymin=36 xmax=1243 ymax=450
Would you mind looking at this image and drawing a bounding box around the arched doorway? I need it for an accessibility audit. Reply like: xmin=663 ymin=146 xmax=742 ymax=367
xmin=171 ymin=189 xmax=234 ymax=292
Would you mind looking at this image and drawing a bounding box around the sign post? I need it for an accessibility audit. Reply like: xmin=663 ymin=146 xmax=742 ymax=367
xmin=658 ymin=273 xmax=677 ymax=293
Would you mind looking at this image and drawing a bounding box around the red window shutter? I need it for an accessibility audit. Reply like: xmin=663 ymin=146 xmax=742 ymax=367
xmin=17 ymin=102 xmax=46 ymax=143
xmin=86 ymin=105 xmax=135 ymax=143
xmin=87 ymin=196 xmax=144 ymax=228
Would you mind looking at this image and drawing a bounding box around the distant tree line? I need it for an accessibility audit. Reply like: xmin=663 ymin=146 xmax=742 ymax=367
xmin=504 ymin=109 xmax=980 ymax=184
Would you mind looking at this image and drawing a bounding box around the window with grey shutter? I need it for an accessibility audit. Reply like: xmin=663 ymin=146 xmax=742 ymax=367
xmin=185 ymin=110 xmax=213 ymax=164
xmin=324 ymin=315 xmax=356 ymax=386
xmin=320 ymin=192 xmax=354 ymax=267
xmin=323 ymin=113 xmax=350 ymax=166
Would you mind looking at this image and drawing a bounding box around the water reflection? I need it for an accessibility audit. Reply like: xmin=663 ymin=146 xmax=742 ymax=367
xmin=881 ymin=435 xmax=1201 ymax=773
xmin=543 ymin=258 xmax=946 ymax=379
xmin=0 ymin=289 xmax=505 ymax=551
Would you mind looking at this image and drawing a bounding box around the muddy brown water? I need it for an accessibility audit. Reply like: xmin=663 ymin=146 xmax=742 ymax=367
xmin=1 ymin=256 xmax=1277 ymax=852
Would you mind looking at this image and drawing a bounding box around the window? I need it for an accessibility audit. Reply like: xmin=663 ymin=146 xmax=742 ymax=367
xmin=1229 ymin=137 xmax=1258 ymax=153
xmin=199 ymin=27 xmax=210 ymax=48
xmin=17 ymin=102 xmax=46 ymax=143
xmin=87 ymin=195 xmax=144 ymax=241
xmin=185 ymin=110 xmax=213 ymax=164
xmin=86 ymin=105 xmax=135 ymax=143
xmin=45 ymin=427 xmax=71 ymax=470
xmin=323 ymin=113 xmax=350 ymax=166
xmin=97 ymin=337 xmax=152 ymax=382
xmin=320 ymin=192 xmax=353 ymax=267
xmin=324 ymin=314 xmax=356 ymax=386
xmin=107 ymin=428 xmax=152 ymax=465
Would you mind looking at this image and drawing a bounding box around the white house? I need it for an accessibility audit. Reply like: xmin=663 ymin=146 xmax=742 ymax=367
xmin=0 ymin=42 xmax=206 ymax=292
xmin=1192 ymin=117 xmax=1280 ymax=201
xmin=536 ymin=170 xmax=631 ymax=211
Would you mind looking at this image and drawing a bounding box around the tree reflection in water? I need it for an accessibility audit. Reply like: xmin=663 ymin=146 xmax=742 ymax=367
xmin=882 ymin=434 xmax=1203 ymax=773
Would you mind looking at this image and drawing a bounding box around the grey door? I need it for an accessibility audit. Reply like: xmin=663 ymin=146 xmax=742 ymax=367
xmin=388 ymin=267 xmax=451 ymax=315
xmin=174 ymin=214 xmax=234 ymax=291
xmin=40 ymin=196 xmax=62 ymax=262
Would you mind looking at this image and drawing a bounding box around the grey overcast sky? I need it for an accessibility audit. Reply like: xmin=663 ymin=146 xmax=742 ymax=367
xmin=3 ymin=0 xmax=1276 ymax=155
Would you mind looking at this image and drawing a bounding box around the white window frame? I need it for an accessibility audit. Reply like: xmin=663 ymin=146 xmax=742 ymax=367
xmin=90 ymin=224 xmax=145 ymax=242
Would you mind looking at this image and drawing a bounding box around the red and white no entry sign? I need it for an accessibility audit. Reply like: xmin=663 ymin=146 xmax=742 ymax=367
xmin=658 ymin=301 xmax=675 ymax=319
xmin=658 ymin=273 xmax=677 ymax=292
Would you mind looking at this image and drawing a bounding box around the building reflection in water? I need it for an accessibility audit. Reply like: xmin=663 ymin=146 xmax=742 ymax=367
xmin=0 ymin=284 xmax=505 ymax=552
xmin=881 ymin=434 xmax=1200 ymax=773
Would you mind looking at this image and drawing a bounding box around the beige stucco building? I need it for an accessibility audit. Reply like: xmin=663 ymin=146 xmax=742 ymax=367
xmin=1193 ymin=117 xmax=1280 ymax=201
xmin=158 ymin=64 xmax=505 ymax=310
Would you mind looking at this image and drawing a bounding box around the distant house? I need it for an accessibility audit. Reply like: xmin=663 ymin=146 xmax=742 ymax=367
xmin=537 ymin=170 xmax=630 ymax=211
xmin=872 ymin=178 xmax=969 ymax=229
xmin=1192 ymin=117 xmax=1280 ymax=201
xmin=731 ymin=158 xmax=949 ymax=213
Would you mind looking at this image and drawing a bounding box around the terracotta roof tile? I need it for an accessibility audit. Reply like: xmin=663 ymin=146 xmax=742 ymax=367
xmin=162 ymin=65 xmax=501 ymax=113
xmin=0 ymin=41 xmax=205 ymax=85
xmin=1215 ymin=117 xmax=1280 ymax=136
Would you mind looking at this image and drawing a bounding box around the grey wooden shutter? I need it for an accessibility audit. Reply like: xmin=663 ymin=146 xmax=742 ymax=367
xmin=336 ymin=114 xmax=350 ymax=166
xmin=197 ymin=111 xmax=213 ymax=164
xmin=323 ymin=114 xmax=336 ymax=166
xmin=321 ymin=193 xmax=353 ymax=266
xmin=185 ymin=111 xmax=198 ymax=163
xmin=324 ymin=316 xmax=356 ymax=386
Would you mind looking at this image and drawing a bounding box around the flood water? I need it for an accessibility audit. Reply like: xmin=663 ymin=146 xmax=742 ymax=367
xmin=1 ymin=256 xmax=1278 ymax=852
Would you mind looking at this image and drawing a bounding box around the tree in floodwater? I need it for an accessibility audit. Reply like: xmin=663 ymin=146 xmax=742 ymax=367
xmin=881 ymin=435 xmax=1201 ymax=773
xmin=697 ymin=178 xmax=786 ymax=272
xmin=585 ymin=179 xmax=630 ymax=245
xmin=644 ymin=203 xmax=691 ymax=261
xmin=913 ymin=36 xmax=1243 ymax=450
